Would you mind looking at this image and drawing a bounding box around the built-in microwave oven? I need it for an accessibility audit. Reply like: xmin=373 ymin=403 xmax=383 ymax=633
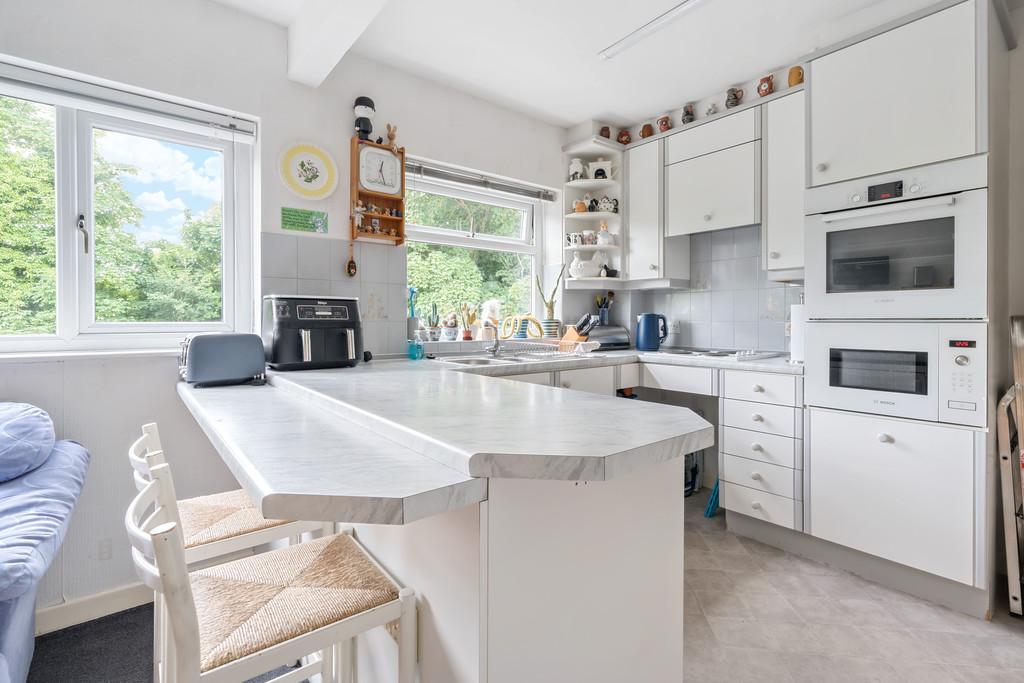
xmin=805 ymin=321 xmax=986 ymax=427
xmin=804 ymin=157 xmax=987 ymax=320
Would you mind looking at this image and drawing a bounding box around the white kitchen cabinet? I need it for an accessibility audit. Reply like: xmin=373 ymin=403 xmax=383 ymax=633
xmin=617 ymin=363 xmax=641 ymax=389
xmin=721 ymin=426 xmax=798 ymax=469
xmin=721 ymin=370 xmax=797 ymax=407
xmin=666 ymin=141 xmax=759 ymax=236
xmin=808 ymin=0 xmax=977 ymax=186
xmin=508 ymin=372 xmax=552 ymax=386
xmin=721 ymin=482 xmax=800 ymax=531
xmin=723 ymin=453 xmax=798 ymax=499
xmin=558 ymin=366 xmax=615 ymax=395
xmin=626 ymin=141 xmax=689 ymax=281
xmin=722 ymin=398 xmax=799 ymax=438
xmin=808 ymin=409 xmax=977 ymax=585
xmin=666 ymin=108 xmax=759 ymax=165
xmin=641 ymin=364 xmax=716 ymax=396
xmin=762 ymin=90 xmax=805 ymax=272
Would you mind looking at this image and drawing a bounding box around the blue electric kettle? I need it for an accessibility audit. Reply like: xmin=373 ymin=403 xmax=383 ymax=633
xmin=636 ymin=313 xmax=668 ymax=351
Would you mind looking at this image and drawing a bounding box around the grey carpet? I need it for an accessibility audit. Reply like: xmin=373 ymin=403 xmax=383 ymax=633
xmin=29 ymin=604 xmax=298 ymax=682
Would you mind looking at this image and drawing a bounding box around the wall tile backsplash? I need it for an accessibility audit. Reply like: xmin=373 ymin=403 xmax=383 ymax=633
xmin=643 ymin=226 xmax=802 ymax=352
xmin=261 ymin=232 xmax=408 ymax=356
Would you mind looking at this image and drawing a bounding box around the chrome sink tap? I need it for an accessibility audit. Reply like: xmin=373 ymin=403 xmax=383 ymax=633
xmin=484 ymin=320 xmax=501 ymax=357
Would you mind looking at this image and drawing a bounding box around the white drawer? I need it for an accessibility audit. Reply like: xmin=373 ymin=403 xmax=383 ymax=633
xmin=722 ymin=453 xmax=798 ymax=499
xmin=666 ymin=108 xmax=760 ymax=165
xmin=642 ymin=363 xmax=715 ymax=395
xmin=722 ymin=370 xmax=797 ymax=406
xmin=722 ymin=399 xmax=799 ymax=438
xmin=722 ymin=426 xmax=798 ymax=469
xmin=618 ymin=363 xmax=641 ymax=389
xmin=721 ymin=482 xmax=799 ymax=530
xmin=508 ymin=372 xmax=551 ymax=386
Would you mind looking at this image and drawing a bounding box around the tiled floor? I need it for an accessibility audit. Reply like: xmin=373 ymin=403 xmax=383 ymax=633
xmin=684 ymin=491 xmax=1024 ymax=682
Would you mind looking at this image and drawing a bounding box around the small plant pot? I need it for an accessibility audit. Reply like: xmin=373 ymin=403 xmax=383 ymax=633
xmin=462 ymin=329 xmax=473 ymax=341
xmin=541 ymin=319 xmax=561 ymax=338
xmin=428 ymin=327 xmax=441 ymax=342
xmin=441 ymin=326 xmax=459 ymax=342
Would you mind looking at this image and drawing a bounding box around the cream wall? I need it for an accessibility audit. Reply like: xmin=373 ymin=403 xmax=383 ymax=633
xmin=1010 ymin=7 xmax=1024 ymax=319
xmin=0 ymin=0 xmax=566 ymax=615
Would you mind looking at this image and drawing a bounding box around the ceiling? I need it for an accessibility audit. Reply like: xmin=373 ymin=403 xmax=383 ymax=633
xmin=213 ymin=0 xmax=947 ymax=127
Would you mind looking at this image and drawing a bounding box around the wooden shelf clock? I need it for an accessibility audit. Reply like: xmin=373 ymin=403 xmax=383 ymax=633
xmin=350 ymin=136 xmax=406 ymax=245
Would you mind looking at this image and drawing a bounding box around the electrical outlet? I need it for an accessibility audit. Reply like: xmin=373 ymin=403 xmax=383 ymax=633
xmin=670 ymin=321 xmax=681 ymax=334
xmin=98 ymin=538 xmax=113 ymax=561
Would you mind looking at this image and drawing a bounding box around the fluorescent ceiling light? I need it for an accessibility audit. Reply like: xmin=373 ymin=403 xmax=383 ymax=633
xmin=598 ymin=0 xmax=706 ymax=60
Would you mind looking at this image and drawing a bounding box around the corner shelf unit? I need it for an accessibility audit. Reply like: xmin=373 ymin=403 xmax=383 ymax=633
xmin=560 ymin=136 xmax=625 ymax=289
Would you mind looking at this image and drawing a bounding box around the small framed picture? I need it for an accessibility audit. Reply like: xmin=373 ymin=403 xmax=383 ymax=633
xmin=370 ymin=217 xmax=380 ymax=229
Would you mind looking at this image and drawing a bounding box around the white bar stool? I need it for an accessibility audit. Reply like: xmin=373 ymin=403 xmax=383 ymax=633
xmin=126 ymin=459 xmax=417 ymax=683
xmin=129 ymin=423 xmax=332 ymax=680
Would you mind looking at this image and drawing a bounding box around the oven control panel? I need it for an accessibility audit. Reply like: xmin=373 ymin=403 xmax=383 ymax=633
xmin=938 ymin=322 xmax=986 ymax=428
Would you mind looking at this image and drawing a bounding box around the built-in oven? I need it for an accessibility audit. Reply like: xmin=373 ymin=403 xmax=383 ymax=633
xmin=804 ymin=157 xmax=987 ymax=320
xmin=805 ymin=321 xmax=986 ymax=427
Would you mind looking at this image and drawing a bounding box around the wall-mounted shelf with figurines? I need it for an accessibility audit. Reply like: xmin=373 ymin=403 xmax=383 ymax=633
xmin=350 ymin=96 xmax=406 ymax=245
xmin=560 ymin=133 xmax=623 ymax=289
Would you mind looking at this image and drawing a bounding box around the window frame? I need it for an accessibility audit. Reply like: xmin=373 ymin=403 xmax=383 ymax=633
xmin=0 ymin=78 xmax=254 ymax=354
xmin=404 ymin=176 xmax=542 ymax=315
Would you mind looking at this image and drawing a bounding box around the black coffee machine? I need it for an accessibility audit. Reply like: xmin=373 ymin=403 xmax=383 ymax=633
xmin=262 ymin=295 xmax=366 ymax=370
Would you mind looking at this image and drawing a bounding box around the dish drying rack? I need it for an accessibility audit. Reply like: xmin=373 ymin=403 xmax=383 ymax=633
xmin=498 ymin=338 xmax=600 ymax=360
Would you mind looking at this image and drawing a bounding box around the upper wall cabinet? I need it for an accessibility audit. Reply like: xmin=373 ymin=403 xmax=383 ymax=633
xmin=667 ymin=141 xmax=760 ymax=236
xmin=666 ymin=108 xmax=760 ymax=166
xmin=808 ymin=0 xmax=977 ymax=186
xmin=626 ymin=140 xmax=689 ymax=281
xmin=762 ymin=91 xmax=805 ymax=273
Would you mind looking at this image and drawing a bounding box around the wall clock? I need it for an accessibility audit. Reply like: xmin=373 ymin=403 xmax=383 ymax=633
xmin=359 ymin=146 xmax=402 ymax=196
xmin=279 ymin=143 xmax=338 ymax=200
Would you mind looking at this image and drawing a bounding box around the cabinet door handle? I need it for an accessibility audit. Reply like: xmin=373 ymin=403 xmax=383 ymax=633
xmin=877 ymin=433 xmax=894 ymax=444
xmin=768 ymin=251 xmax=780 ymax=259
xmin=703 ymin=213 xmax=712 ymax=222
xmin=751 ymin=501 xmax=762 ymax=511
xmin=751 ymin=413 xmax=764 ymax=422
xmin=649 ymin=264 xmax=658 ymax=271
xmin=750 ymin=472 xmax=762 ymax=481
xmin=562 ymin=382 xmax=571 ymax=389
xmin=752 ymin=384 xmax=765 ymax=393
xmin=815 ymin=162 xmax=829 ymax=172
xmin=750 ymin=442 xmax=764 ymax=452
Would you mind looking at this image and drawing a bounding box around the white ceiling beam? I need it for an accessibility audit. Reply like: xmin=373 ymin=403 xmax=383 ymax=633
xmin=287 ymin=0 xmax=389 ymax=87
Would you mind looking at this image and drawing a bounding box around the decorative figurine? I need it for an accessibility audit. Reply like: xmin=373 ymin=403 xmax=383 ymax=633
xmin=705 ymin=102 xmax=718 ymax=117
xmin=726 ymin=87 xmax=744 ymax=108
xmin=588 ymin=195 xmax=599 ymax=212
xmin=573 ymin=197 xmax=588 ymax=213
xmin=386 ymin=122 xmax=398 ymax=149
xmin=597 ymin=195 xmax=614 ymax=213
xmin=758 ymin=74 xmax=775 ymax=97
xmin=596 ymin=220 xmax=614 ymax=246
xmin=681 ymin=103 xmax=696 ymax=124
xmin=639 ymin=123 xmax=655 ymax=138
xmin=353 ymin=96 xmax=375 ymax=141
xmin=568 ymin=157 xmax=586 ymax=182
xmin=588 ymin=158 xmax=612 ymax=180
xmin=617 ymin=128 xmax=632 ymax=145
xmin=657 ymin=115 xmax=672 ymax=133
xmin=788 ymin=65 xmax=804 ymax=87
xmin=612 ymin=198 xmax=619 ymax=213
xmin=599 ymin=126 xmax=611 ymax=139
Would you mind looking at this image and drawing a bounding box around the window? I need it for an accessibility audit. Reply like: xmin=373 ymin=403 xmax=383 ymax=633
xmin=0 ymin=73 xmax=254 ymax=352
xmin=405 ymin=178 xmax=539 ymax=321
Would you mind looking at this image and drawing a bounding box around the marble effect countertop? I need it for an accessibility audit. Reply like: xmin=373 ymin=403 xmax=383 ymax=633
xmin=269 ymin=361 xmax=715 ymax=481
xmin=177 ymin=382 xmax=487 ymax=525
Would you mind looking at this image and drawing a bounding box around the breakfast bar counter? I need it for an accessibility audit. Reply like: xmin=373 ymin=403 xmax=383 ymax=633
xmin=178 ymin=358 xmax=714 ymax=683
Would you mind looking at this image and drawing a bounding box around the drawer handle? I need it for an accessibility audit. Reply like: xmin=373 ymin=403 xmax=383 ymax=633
xmin=750 ymin=472 xmax=762 ymax=481
xmin=877 ymin=433 xmax=894 ymax=444
xmin=703 ymin=213 xmax=712 ymax=222
xmin=750 ymin=443 xmax=764 ymax=452
xmin=752 ymin=384 xmax=765 ymax=393
xmin=816 ymin=162 xmax=829 ymax=172
xmin=751 ymin=501 xmax=763 ymax=511
xmin=768 ymin=251 xmax=780 ymax=259
xmin=751 ymin=413 xmax=764 ymax=422
xmin=562 ymin=382 xmax=571 ymax=389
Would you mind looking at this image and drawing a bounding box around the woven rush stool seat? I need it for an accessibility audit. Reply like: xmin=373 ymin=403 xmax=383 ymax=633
xmin=178 ymin=489 xmax=291 ymax=549
xmin=192 ymin=533 xmax=399 ymax=672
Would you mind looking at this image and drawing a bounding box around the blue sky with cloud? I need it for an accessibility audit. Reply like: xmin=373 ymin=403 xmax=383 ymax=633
xmin=95 ymin=129 xmax=222 ymax=243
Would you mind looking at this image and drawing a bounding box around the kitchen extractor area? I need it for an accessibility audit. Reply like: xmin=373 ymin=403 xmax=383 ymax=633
xmin=4 ymin=1 xmax=1024 ymax=682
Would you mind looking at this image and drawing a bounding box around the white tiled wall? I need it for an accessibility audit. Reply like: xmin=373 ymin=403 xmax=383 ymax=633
xmin=643 ymin=226 xmax=802 ymax=351
xmin=261 ymin=233 xmax=409 ymax=356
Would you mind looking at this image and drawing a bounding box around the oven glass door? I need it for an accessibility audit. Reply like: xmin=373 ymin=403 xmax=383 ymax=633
xmin=805 ymin=188 xmax=986 ymax=320
xmin=825 ymin=218 xmax=954 ymax=294
xmin=829 ymin=348 xmax=928 ymax=395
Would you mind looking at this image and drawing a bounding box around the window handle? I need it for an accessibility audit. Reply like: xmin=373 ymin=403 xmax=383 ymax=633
xmin=77 ymin=214 xmax=89 ymax=254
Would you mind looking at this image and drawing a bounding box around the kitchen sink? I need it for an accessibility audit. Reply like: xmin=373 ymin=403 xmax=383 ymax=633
xmin=439 ymin=356 xmax=523 ymax=366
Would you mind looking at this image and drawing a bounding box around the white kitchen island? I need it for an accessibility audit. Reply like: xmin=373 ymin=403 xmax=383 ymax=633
xmin=178 ymin=358 xmax=713 ymax=683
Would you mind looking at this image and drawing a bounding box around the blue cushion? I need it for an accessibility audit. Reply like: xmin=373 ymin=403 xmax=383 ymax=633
xmin=0 ymin=440 xmax=89 ymax=602
xmin=0 ymin=404 xmax=55 ymax=484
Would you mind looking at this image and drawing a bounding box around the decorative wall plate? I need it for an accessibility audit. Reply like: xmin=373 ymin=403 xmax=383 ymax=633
xmin=279 ymin=143 xmax=338 ymax=200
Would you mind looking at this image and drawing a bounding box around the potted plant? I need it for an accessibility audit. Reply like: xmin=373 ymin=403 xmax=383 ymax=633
xmin=440 ymin=312 xmax=459 ymax=342
xmin=537 ymin=266 xmax=566 ymax=339
xmin=426 ymin=303 xmax=441 ymax=341
xmin=460 ymin=303 xmax=478 ymax=341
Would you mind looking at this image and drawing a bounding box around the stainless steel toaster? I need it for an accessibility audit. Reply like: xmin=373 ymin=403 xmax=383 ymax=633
xmin=179 ymin=333 xmax=267 ymax=386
